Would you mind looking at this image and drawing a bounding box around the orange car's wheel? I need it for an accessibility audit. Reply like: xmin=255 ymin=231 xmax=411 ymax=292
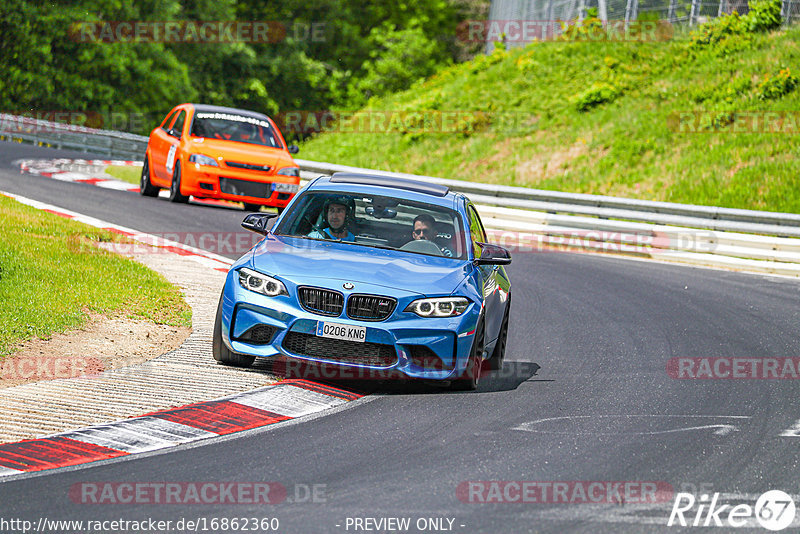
xmin=243 ymin=203 xmax=262 ymax=212
xmin=139 ymin=153 xmax=159 ymax=197
xmin=168 ymin=160 xmax=189 ymax=203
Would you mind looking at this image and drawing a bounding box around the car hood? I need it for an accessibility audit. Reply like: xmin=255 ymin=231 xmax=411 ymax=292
xmin=189 ymin=137 xmax=293 ymax=169
xmin=250 ymin=235 xmax=471 ymax=296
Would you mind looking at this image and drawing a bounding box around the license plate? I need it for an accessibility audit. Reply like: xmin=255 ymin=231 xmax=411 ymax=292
xmin=316 ymin=322 xmax=366 ymax=343
xmin=273 ymin=183 xmax=299 ymax=193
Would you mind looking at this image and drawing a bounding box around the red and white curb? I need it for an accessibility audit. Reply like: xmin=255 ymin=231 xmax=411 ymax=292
xmin=0 ymin=380 xmax=361 ymax=477
xmin=17 ymin=158 xmax=243 ymax=208
xmin=0 ymin=190 xmax=233 ymax=273
xmin=18 ymin=158 xmax=142 ymax=193
xmin=0 ymin=191 xmax=367 ymax=478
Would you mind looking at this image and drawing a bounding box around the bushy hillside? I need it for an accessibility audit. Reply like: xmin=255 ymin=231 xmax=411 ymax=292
xmin=300 ymin=7 xmax=800 ymax=213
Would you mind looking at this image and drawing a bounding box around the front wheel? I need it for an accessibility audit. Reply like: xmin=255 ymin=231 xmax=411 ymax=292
xmin=243 ymin=203 xmax=262 ymax=212
xmin=489 ymin=295 xmax=511 ymax=371
xmin=212 ymin=294 xmax=255 ymax=368
xmin=452 ymin=316 xmax=485 ymax=391
xmin=168 ymin=161 xmax=189 ymax=203
xmin=139 ymin=153 xmax=159 ymax=197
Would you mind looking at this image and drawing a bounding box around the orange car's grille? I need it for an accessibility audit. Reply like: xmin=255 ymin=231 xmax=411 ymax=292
xmin=219 ymin=177 xmax=272 ymax=199
xmin=226 ymin=161 xmax=272 ymax=172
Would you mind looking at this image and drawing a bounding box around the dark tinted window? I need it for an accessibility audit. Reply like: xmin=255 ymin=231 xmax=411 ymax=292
xmin=276 ymin=191 xmax=467 ymax=259
xmin=467 ymin=205 xmax=487 ymax=258
xmin=190 ymin=112 xmax=282 ymax=148
xmin=172 ymin=110 xmax=187 ymax=136
xmin=160 ymin=109 xmax=178 ymax=131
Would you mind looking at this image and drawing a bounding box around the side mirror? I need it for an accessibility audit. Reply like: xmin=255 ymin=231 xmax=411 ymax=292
xmin=242 ymin=213 xmax=279 ymax=235
xmin=287 ymin=144 xmax=299 ymax=154
xmin=474 ymin=243 xmax=512 ymax=266
xmin=167 ymin=128 xmax=181 ymax=138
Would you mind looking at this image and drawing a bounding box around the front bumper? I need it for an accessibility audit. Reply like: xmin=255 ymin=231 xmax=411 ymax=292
xmin=182 ymin=164 xmax=299 ymax=207
xmin=219 ymin=271 xmax=479 ymax=380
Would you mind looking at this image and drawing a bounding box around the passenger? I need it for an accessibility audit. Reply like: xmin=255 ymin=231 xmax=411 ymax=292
xmin=411 ymin=214 xmax=437 ymax=241
xmin=410 ymin=213 xmax=453 ymax=257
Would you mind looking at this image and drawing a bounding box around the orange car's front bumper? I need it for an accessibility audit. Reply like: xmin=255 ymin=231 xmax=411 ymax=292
xmin=182 ymin=164 xmax=300 ymax=207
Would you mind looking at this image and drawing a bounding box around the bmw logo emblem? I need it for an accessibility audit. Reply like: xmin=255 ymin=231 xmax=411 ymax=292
xmin=343 ymin=282 xmax=355 ymax=290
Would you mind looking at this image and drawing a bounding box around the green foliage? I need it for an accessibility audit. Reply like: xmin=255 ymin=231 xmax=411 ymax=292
xmin=757 ymin=68 xmax=798 ymax=100
xmin=746 ymin=0 xmax=782 ymax=31
xmin=350 ymin=24 xmax=450 ymax=106
xmin=560 ymin=12 xmax=604 ymax=41
xmin=0 ymin=0 xmax=196 ymax=134
xmin=688 ymin=12 xmax=749 ymax=50
xmin=300 ymin=22 xmax=800 ymax=213
xmin=688 ymin=0 xmax=782 ymax=55
xmin=3 ymin=0 xmax=481 ymax=136
xmin=573 ymin=82 xmax=620 ymax=111
xmin=0 ymin=196 xmax=191 ymax=355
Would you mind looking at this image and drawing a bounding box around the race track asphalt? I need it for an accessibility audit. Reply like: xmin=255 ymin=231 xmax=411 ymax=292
xmin=2 ymin=141 xmax=800 ymax=533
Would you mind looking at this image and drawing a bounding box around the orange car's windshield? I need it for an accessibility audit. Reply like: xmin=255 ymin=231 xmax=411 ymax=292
xmin=191 ymin=112 xmax=283 ymax=148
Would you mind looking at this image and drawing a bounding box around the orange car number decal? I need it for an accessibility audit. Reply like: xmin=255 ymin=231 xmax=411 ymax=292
xmin=166 ymin=145 xmax=177 ymax=173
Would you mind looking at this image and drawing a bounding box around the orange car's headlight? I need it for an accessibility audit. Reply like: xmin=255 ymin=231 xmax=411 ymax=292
xmin=189 ymin=154 xmax=219 ymax=167
xmin=276 ymin=166 xmax=300 ymax=177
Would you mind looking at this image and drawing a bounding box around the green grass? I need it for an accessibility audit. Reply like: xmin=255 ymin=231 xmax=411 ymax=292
xmin=0 ymin=195 xmax=192 ymax=356
xmin=105 ymin=165 xmax=141 ymax=185
xmin=300 ymin=23 xmax=800 ymax=213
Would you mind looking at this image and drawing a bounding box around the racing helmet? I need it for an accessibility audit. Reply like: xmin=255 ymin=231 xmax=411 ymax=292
xmin=319 ymin=194 xmax=356 ymax=231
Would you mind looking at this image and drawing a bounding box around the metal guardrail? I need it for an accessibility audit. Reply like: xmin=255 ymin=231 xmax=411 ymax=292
xmin=3 ymin=113 xmax=798 ymax=239
xmin=296 ymin=159 xmax=800 ymax=238
xmin=0 ymin=114 xmax=148 ymax=161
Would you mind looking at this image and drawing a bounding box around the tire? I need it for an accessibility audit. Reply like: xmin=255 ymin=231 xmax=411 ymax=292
xmin=243 ymin=203 xmax=262 ymax=212
xmin=452 ymin=316 xmax=485 ymax=391
xmin=168 ymin=160 xmax=189 ymax=203
xmin=139 ymin=153 xmax=159 ymax=197
xmin=212 ymin=293 xmax=255 ymax=368
xmin=489 ymin=295 xmax=511 ymax=371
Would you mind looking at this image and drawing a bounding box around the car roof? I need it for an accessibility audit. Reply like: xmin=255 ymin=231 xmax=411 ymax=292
xmin=327 ymin=172 xmax=450 ymax=197
xmin=189 ymin=104 xmax=271 ymax=121
xmin=307 ymin=173 xmax=466 ymax=210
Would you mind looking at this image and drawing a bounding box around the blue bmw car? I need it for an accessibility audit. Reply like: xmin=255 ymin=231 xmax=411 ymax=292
xmin=212 ymin=172 xmax=512 ymax=390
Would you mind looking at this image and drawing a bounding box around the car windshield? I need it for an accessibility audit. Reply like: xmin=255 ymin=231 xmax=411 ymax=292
xmin=275 ymin=191 xmax=468 ymax=260
xmin=190 ymin=112 xmax=282 ymax=148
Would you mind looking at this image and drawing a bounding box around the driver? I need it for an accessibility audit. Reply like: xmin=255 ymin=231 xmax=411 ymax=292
xmin=308 ymin=198 xmax=355 ymax=241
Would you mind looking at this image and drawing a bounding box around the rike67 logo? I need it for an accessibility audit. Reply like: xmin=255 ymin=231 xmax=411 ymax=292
xmin=668 ymin=490 xmax=796 ymax=531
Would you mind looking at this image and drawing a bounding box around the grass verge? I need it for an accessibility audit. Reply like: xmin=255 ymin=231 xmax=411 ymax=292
xmin=105 ymin=165 xmax=141 ymax=185
xmin=300 ymin=21 xmax=800 ymax=213
xmin=0 ymin=194 xmax=192 ymax=356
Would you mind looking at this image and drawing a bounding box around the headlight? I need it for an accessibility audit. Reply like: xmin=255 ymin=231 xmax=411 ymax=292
xmin=276 ymin=166 xmax=299 ymax=177
xmin=405 ymin=297 xmax=470 ymax=317
xmin=189 ymin=154 xmax=219 ymax=167
xmin=238 ymin=268 xmax=287 ymax=297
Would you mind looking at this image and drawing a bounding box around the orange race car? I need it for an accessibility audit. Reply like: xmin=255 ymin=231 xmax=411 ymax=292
xmin=141 ymin=103 xmax=301 ymax=211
